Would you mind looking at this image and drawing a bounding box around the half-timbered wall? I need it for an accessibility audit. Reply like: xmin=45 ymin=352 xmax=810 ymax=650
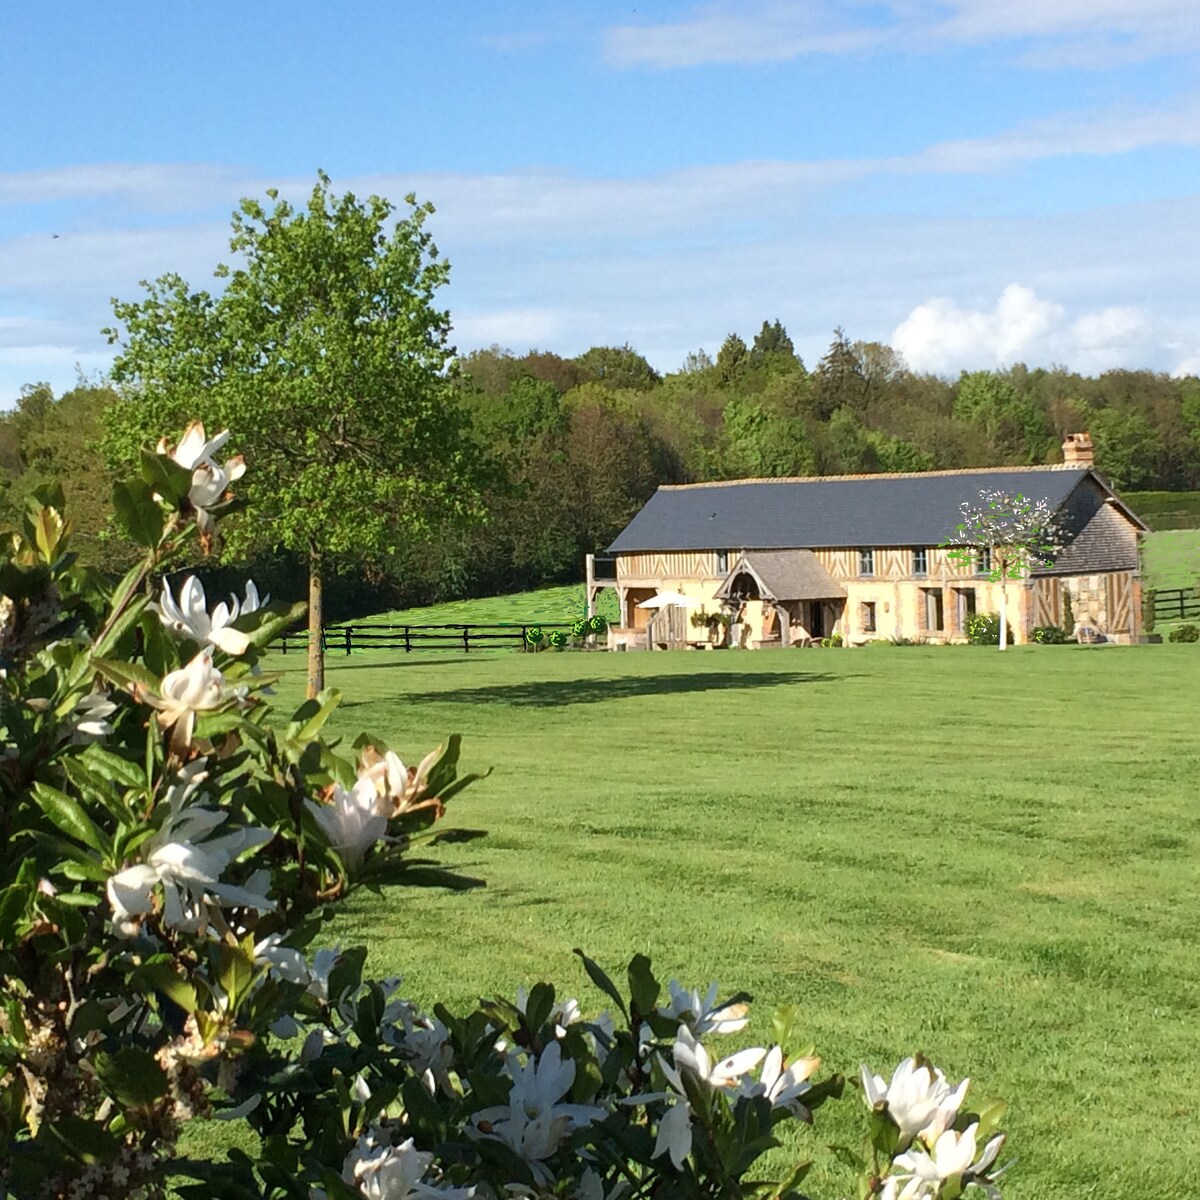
xmin=617 ymin=551 xmax=718 ymax=581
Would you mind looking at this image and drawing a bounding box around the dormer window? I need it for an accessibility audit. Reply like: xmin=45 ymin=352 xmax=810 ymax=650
xmin=858 ymin=548 xmax=874 ymax=576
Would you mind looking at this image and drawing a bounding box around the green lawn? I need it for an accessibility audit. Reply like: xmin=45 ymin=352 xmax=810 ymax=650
xmin=1141 ymin=529 xmax=1200 ymax=591
xmin=355 ymin=583 xmax=621 ymax=628
xmin=258 ymin=643 xmax=1199 ymax=1199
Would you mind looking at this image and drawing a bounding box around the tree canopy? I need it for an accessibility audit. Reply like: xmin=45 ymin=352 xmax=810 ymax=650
xmin=102 ymin=171 xmax=483 ymax=695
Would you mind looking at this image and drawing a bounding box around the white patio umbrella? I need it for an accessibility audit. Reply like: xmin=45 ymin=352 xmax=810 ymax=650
xmin=637 ymin=590 xmax=702 ymax=609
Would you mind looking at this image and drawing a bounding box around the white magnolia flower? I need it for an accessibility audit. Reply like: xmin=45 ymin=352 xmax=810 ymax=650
xmin=893 ymin=1123 xmax=1006 ymax=1192
xmin=67 ymin=691 xmax=119 ymax=744
xmin=515 ymin=985 xmax=582 ymax=1038
xmin=649 ymin=1026 xmax=765 ymax=1172
xmin=737 ymin=1045 xmax=820 ymax=1118
xmin=141 ymin=648 xmax=231 ymax=750
xmin=343 ymin=1132 xmax=475 ymax=1199
xmin=472 ymin=1041 xmax=607 ymax=1184
xmin=658 ymin=980 xmax=748 ymax=1036
xmin=157 ymin=421 xmax=246 ymax=533
xmin=306 ymin=946 xmax=343 ymax=1004
xmin=861 ymin=1058 xmax=964 ymax=1147
xmin=665 ymin=1024 xmax=765 ymax=1091
xmin=358 ymin=744 xmax=441 ymax=817
xmin=652 ymin=1099 xmax=693 ymax=1170
xmin=254 ymin=933 xmax=311 ymax=986
xmin=306 ymin=776 xmax=389 ymax=871
xmin=105 ymin=763 xmax=273 ymax=937
xmin=384 ymin=1007 xmax=455 ymax=1096
xmin=155 ymin=575 xmax=267 ymax=656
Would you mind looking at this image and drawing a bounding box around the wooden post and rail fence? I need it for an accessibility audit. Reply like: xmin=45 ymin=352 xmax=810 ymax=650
xmin=1150 ymin=587 xmax=1200 ymax=623
xmin=275 ymin=622 xmax=582 ymax=656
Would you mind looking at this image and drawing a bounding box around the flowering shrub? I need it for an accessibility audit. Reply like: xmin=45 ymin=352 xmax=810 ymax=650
xmin=0 ymin=426 xmax=1014 ymax=1200
xmin=965 ymin=613 xmax=1013 ymax=646
xmin=1031 ymin=625 xmax=1070 ymax=644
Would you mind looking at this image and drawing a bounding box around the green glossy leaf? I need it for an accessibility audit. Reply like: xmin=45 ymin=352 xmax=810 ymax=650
xmin=523 ymin=981 xmax=555 ymax=1034
xmin=287 ymin=688 xmax=342 ymax=744
xmin=140 ymin=448 xmax=194 ymax=504
xmin=573 ymin=949 xmax=629 ymax=1022
xmin=94 ymin=1046 xmax=169 ymax=1106
xmin=31 ymin=783 xmax=106 ymax=854
xmin=79 ymin=745 xmax=145 ymax=790
xmin=90 ymin=593 xmax=150 ymax=660
xmin=112 ymin=479 xmax=165 ymax=548
xmin=627 ymin=953 xmax=660 ymax=1019
xmin=92 ymin=656 xmax=160 ymax=695
xmin=46 ymin=1115 xmax=122 ymax=1162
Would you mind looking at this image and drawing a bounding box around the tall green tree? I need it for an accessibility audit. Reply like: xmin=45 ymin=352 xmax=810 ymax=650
xmin=103 ymin=172 xmax=482 ymax=696
xmin=0 ymin=381 xmax=132 ymax=570
xmin=812 ymin=327 xmax=866 ymax=418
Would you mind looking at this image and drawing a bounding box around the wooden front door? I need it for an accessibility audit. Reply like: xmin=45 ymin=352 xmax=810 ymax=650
xmin=808 ymin=601 xmax=824 ymax=638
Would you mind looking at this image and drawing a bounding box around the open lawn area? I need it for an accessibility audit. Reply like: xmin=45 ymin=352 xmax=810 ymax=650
xmin=262 ymin=644 xmax=1199 ymax=1199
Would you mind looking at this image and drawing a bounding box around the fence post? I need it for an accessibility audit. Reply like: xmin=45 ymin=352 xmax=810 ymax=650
xmin=463 ymin=626 xmax=470 ymax=653
xmin=345 ymin=627 xmax=353 ymax=656
xmin=404 ymin=626 xmax=411 ymax=654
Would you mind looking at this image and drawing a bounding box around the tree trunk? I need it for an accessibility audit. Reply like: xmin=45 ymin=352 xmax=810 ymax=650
xmin=998 ymin=576 xmax=1008 ymax=651
xmin=307 ymin=549 xmax=324 ymax=698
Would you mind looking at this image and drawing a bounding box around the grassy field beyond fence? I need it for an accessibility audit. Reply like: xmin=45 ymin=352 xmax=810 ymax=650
xmin=247 ymin=643 xmax=1200 ymax=1200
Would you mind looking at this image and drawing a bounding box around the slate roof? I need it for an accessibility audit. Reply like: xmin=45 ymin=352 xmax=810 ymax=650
xmin=714 ymin=551 xmax=846 ymax=601
xmin=608 ymin=466 xmax=1146 ymax=553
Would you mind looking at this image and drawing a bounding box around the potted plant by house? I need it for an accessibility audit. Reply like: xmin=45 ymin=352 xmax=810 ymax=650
xmin=691 ymin=608 xmax=732 ymax=647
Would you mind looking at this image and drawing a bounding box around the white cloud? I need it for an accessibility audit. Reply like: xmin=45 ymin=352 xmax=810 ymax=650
xmin=0 ymin=164 xmax=261 ymax=210
xmin=1171 ymin=355 xmax=1200 ymax=378
xmin=449 ymin=307 xmax=568 ymax=350
xmin=891 ymin=284 xmax=1064 ymax=374
xmin=602 ymin=0 xmax=1200 ymax=69
xmin=890 ymin=285 xmax=1177 ymax=376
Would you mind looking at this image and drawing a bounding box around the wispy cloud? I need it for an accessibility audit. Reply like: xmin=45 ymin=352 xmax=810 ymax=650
xmin=603 ymin=0 xmax=1200 ymax=69
xmin=604 ymin=2 xmax=885 ymax=68
xmin=4 ymin=92 xmax=1200 ymax=401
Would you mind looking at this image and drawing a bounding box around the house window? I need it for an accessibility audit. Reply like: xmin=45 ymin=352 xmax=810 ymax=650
xmin=858 ymin=548 xmax=874 ymax=576
xmin=861 ymin=601 xmax=877 ymax=632
xmin=912 ymin=547 xmax=928 ymax=576
xmin=955 ymin=588 xmax=976 ymax=631
xmin=976 ymin=547 xmax=993 ymax=575
xmin=922 ymin=587 xmax=944 ymax=632
xmin=716 ymin=550 xmax=729 ymax=574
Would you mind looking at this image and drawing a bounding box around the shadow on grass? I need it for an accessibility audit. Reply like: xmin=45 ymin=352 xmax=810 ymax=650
xmin=356 ymin=670 xmax=845 ymax=709
xmin=315 ymin=656 xmax=493 ymax=672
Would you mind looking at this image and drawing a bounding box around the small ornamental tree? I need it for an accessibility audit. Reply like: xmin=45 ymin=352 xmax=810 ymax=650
xmin=940 ymin=489 xmax=1065 ymax=651
xmin=103 ymin=171 xmax=484 ymax=700
xmin=0 ymin=426 xmax=1015 ymax=1199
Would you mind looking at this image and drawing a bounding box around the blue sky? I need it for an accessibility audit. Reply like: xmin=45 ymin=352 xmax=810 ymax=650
xmin=3 ymin=0 xmax=1200 ymax=404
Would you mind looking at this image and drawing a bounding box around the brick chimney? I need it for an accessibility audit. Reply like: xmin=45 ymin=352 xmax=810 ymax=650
xmin=1062 ymin=431 xmax=1094 ymax=467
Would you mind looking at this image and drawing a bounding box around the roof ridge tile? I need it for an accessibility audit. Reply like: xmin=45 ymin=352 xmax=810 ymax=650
xmin=659 ymin=464 xmax=1079 ymax=491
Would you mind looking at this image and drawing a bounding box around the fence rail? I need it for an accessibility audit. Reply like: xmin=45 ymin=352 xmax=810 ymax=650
xmin=275 ymin=622 xmax=582 ymax=655
xmin=1151 ymin=587 xmax=1200 ymax=622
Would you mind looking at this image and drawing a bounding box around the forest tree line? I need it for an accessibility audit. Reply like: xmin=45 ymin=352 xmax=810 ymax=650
xmin=4 ymin=321 xmax=1200 ymax=618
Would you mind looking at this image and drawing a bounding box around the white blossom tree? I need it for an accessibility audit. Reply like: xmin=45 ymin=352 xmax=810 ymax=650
xmin=941 ymin=488 xmax=1065 ymax=650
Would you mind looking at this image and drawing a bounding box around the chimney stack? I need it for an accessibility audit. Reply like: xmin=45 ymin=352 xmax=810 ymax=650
xmin=1062 ymin=431 xmax=1094 ymax=467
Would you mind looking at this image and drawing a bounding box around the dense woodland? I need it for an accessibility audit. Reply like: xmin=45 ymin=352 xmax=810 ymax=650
xmin=4 ymin=322 xmax=1200 ymax=617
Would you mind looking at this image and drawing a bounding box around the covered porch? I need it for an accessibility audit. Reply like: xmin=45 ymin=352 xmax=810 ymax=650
xmin=714 ymin=550 xmax=847 ymax=647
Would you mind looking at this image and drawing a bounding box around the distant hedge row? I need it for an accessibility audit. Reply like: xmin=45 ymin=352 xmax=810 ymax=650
xmin=1125 ymin=490 xmax=1200 ymax=530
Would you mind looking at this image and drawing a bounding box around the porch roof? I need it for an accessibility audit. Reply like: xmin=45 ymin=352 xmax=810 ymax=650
xmin=714 ymin=550 xmax=846 ymax=603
